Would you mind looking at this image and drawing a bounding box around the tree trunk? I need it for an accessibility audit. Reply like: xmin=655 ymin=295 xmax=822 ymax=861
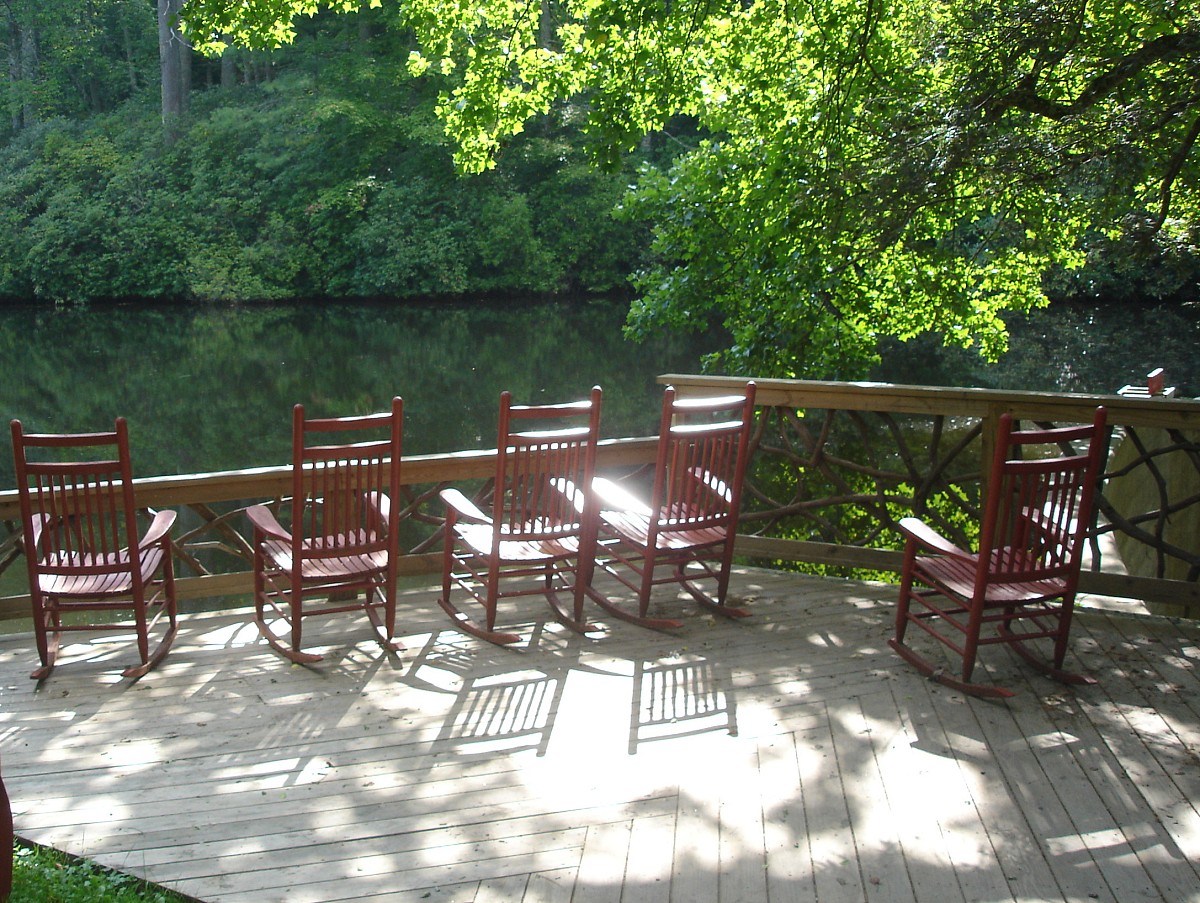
xmin=539 ymin=0 xmax=553 ymax=49
xmin=4 ymin=4 xmax=22 ymax=131
xmin=122 ymin=21 xmax=139 ymax=92
xmin=178 ymin=26 xmax=191 ymax=110
xmin=220 ymin=40 xmax=237 ymax=89
xmin=158 ymin=0 xmax=184 ymax=140
xmin=358 ymin=0 xmax=372 ymax=44
xmin=19 ymin=18 xmax=37 ymax=127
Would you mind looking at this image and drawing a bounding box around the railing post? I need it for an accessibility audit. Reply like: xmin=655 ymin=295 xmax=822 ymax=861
xmin=979 ymin=403 xmax=1006 ymax=510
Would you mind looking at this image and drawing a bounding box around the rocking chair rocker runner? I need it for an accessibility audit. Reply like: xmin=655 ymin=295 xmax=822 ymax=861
xmin=588 ymin=382 xmax=757 ymax=628
xmin=247 ymin=398 xmax=404 ymax=664
xmin=889 ymin=406 xmax=1109 ymax=698
xmin=11 ymin=418 xmax=178 ymax=680
xmin=439 ymin=387 xmax=603 ymax=645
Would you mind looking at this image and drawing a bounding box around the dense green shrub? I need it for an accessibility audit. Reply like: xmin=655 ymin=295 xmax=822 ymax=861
xmin=0 ymin=54 xmax=644 ymax=305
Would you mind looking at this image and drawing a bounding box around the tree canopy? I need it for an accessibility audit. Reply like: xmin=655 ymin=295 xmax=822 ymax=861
xmin=182 ymin=1 xmax=1199 ymax=374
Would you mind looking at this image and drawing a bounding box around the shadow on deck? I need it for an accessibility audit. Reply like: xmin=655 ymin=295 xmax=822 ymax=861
xmin=0 ymin=568 xmax=1197 ymax=903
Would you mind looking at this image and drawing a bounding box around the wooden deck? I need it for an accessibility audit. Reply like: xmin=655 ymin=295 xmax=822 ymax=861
xmin=1 ymin=569 xmax=1198 ymax=903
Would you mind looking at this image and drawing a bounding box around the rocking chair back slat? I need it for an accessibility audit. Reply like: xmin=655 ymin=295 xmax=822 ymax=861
xmin=502 ymin=426 xmax=593 ymax=541
xmin=657 ymin=418 xmax=745 ymax=530
xmin=294 ymin=408 xmax=400 ymax=559
xmin=979 ymin=420 xmax=1104 ymax=592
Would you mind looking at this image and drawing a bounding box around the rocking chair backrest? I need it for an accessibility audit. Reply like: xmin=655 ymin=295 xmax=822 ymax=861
xmin=494 ymin=387 xmax=602 ymax=544
xmin=11 ymin=418 xmax=144 ymax=592
xmin=290 ymin=398 xmax=403 ymax=562
xmin=649 ymin=383 xmax=756 ymax=536
xmin=977 ymin=407 xmax=1108 ymax=593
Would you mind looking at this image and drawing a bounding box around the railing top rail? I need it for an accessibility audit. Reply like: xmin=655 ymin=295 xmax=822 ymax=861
xmin=660 ymin=374 xmax=1200 ymax=428
xmin=0 ymin=436 xmax=660 ymax=521
xmin=3 ymin=374 xmax=1196 ymax=521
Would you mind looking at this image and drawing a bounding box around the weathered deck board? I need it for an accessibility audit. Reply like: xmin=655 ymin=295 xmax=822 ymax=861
xmin=1 ymin=569 xmax=1198 ymax=902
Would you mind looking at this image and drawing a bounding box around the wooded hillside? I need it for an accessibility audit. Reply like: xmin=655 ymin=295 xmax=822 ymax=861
xmin=2 ymin=1 xmax=1198 ymax=379
xmin=0 ymin=2 xmax=644 ymax=303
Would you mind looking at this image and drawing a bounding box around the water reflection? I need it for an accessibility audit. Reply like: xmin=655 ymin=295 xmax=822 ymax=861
xmin=2 ymin=296 xmax=1195 ymax=488
xmin=0 ymin=298 xmax=725 ymax=484
xmin=872 ymin=300 xmax=1200 ymax=397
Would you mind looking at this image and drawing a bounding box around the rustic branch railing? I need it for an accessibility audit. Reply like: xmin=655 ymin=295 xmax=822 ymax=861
xmin=1 ymin=376 xmax=1197 ymax=622
xmin=0 ymin=440 xmax=661 ymax=622
xmin=667 ymin=375 xmax=1200 ymax=618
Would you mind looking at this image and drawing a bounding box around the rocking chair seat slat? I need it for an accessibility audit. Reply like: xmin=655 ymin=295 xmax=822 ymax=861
xmin=598 ymin=509 xmax=727 ymax=552
xmin=38 ymin=546 xmax=167 ymax=597
xmin=260 ymin=535 xmax=389 ymax=582
xmin=453 ymin=523 xmax=582 ymax=562
xmin=916 ymin=553 xmax=1071 ymax=605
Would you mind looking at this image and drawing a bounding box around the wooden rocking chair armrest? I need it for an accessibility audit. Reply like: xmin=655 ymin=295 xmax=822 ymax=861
xmin=898 ymin=516 xmax=972 ymax=560
xmin=364 ymin=490 xmax=392 ymax=523
xmin=439 ymin=488 xmax=492 ymax=525
xmin=137 ymin=509 xmax=177 ymax=550
xmin=27 ymin=513 xmax=52 ymax=554
xmin=591 ymin=477 xmax=653 ymax=517
xmin=246 ymin=504 xmax=292 ymax=542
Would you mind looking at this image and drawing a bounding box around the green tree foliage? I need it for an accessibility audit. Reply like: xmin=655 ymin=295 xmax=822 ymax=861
xmin=0 ymin=20 xmax=643 ymax=303
xmin=1 ymin=0 xmax=156 ymax=132
xmin=183 ymin=0 xmax=1200 ymax=376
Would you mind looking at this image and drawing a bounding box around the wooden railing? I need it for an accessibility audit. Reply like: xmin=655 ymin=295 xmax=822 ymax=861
xmin=667 ymin=375 xmax=1200 ymax=618
xmin=0 ymin=439 xmax=661 ymax=621
xmin=1 ymin=376 xmax=1197 ymax=621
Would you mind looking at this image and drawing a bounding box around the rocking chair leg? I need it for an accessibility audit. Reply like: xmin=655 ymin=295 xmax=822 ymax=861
xmin=255 ymin=579 xmax=324 ymax=665
xmin=887 ymin=637 xmax=1016 ymax=699
xmin=31 ymin=608 xmax=58 ymax=681
xmin=30 ymin=637 xmax=58 ymax=681
xmin=584 ymin=583 xmax=685 ymax=631
xmin=121 ymin=619 xmax=178 ymax=679
xmin=542 ymin=586 xmax=602 ymax=638
xmin=365 ymin=589 xmax=404 ymax=654
xmin=894 ymin=555 xmax=916 ymax=644
xmin=675 ymin=563 xmax=751 ymax=619
xmin=437 ymin=592 xmax=522 ymax=645
xmin=997 ymin=623 xmax=1096 ymax=687
xmin=256 ymin=615 xmax=324 ymax=664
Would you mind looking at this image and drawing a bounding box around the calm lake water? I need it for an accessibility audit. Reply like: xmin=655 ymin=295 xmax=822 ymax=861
xmin=1 ymin=296 xmax=1196 ymax=486
xmin=0 ymin=298 xmax=725 ymax=485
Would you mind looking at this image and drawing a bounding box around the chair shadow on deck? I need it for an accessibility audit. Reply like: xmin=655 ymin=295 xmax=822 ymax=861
xmin=894 ymin=651 xmax=1200 ymax=901
xmin=5 ymin=572 xmax=1200 ymax=903
xmin=405 ymin=622 xmax=573 ymax=759
xmin=629 ymin=656 xmax=738 ymax=755
xmin=405 ymin=603 xmax=744 ymax=761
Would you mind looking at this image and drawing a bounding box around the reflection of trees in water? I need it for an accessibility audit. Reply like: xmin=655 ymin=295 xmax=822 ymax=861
xmin=5 ymin=296 xmax=1193 ymax=490
xmin=0 ymin=299 xmax=723 ymax=485
xmin=873 ymin=300 xmax=1200 ymax=397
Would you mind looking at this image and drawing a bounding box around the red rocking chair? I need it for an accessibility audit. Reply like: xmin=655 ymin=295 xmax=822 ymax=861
xmin=889 ymin=407 xmax=1109 ymax=697
xmin=439 ymin=388 xmax=603 ymax=645
xmin=588 ymin=382 xmax=757 ymax=628
xmin=247 ymin=399 xmax=404 ymax=664
xmin=11 ymin=417 xmax=178 ymax=680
